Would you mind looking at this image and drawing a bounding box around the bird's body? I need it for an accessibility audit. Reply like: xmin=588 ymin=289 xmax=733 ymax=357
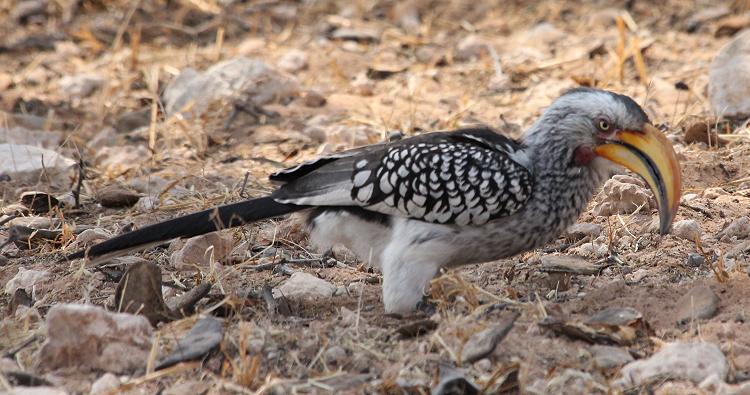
xmin=71 ymin=88 xmax=681 ymax=313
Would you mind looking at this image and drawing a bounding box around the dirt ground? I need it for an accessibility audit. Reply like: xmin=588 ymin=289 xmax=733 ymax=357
xmin=2 ymin=0 xmax=750 ymax=394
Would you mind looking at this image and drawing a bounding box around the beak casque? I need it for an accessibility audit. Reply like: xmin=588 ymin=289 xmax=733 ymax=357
xmin=594 ymin=123 xmax=682 ymax=235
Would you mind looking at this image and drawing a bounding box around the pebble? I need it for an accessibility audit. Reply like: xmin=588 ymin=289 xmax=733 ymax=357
xmin=273 ymin=272 xmax=336 ymax=301
xmin=277 ymin=49 xmax=308 ymax=73
xmin=672 ymin=219 xmax=703 ymax=242
xmin=58 ymin=73 xmax=105 ymax=100
xmin=704 ymin=187 xmax=729 ymax=199
xmin=717 ymin=217 xmax=750 ymax=240
xmin=685 ymin=252 xmax=705 ymax=267
xmin=303 ymin=90 xmax=327 ymax=107
xmin=170 ymin=232 xmax=234 ymax=270
xmin=72 ymin=228 xmax=112 ymax=249
xmin=98 ymin=187 xmax=141 ymax=208
xmin=564 ymin=223 xmax=602 ymax=241
xmin=163 ymin=57 xmax=299 ymax=117
xmin=114 ymin=109 xmax=151 ymax=134
xmin=681 ymin=193 xmax=700 ymax=202
xmin=708 ymin=30 xmax=750 ymax=118
xmin=163 ymin=380 xmax=210 ymax=395
xmin=4 ymin=267 xmax=50 ymax=297
xmin=461 ymin=312 xmax=517 ymax=364
xmin=615 ymin=342 xmax=728 ymax=387
xmin=454 ymin=34 xmax=489 ymax=61
xmin=155 ymin=317 xmax=223 ymax=370
xmin=324 ymin=345 xmax=347 ymax=365
xmin=590 ymin=345 xmax=634 ymax=369
xmin=6 ymin=387 xmax=69 ymax=395
xmin=89 ymin=373 xmax=120 ymax=394
xmin=675 ymin=284 xmax=720 ymax=325
xmin=37 ymin=304 xmax=153 ymax=373
xmin=115 ymin=260 xmax=172 ymax=325
xmin=594 ymin=175 xmax=653 ymax=217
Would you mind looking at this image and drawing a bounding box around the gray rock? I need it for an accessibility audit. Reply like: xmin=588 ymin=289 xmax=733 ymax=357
xmin=709 ymin=30 xmax=750 ymax=118
xmin=672 ymin=219 xmax=703 ymax=242
xmin=675 ymin=284 xmax=720 ymax=324
xmin=37 ymin=304 xmax=153 ymax=373
xmin=616 ymin=342 xmax=728 ymax=387
xmin=155 ymin=317 xmax=223 ymax=370
xmin=89 ymin=373 xmax=120 ymax=394
xmin=115 ymin=109 xmax=151 ymax=134
xmin=7 ymin=387 xmax=68 ymax=395
xmin=273 ymin=272 xmax=336 ymax=301
xmin=590 ymin=345 xmax=634 ymax=369
xmin=0 ymin=126 xmax=63 ymax=148
xmin=461 ymin=313 xmax=518 ymax=364
xmin=717 ymin=217 xmax=750 ymax=240
xmin=163 ymin=57 xmax=298 ymax=117
xmin=685 ymin=252 xmax=705 ymax=267
xmin=564 ymin=223 xmax=602 ymax=240
xmin=163 ymin=380 xmax=210 ymax=395
xmin=0 ymin=143 xmax=75 ymax=185
xmin=59 ymin=73 xmax=105 ymax=100
xmin=544 ymin=369 xmax=608 ymax=394
xmin=277 ymin=49 xmax=308 ymax=73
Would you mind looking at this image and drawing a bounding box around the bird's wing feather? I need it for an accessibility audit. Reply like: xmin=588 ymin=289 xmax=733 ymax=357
xmin=272 ymin=128 xmax=533 ymax=226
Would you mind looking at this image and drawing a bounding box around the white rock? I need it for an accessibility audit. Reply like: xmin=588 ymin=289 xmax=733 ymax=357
xmin=277 ymin=49 xmax=308 ymax=73
xmin=709 ymin=30 xmax=750 ymax=118
xmin=37 ymin=304 xmax=153 ymax=373
xmin=5 ymin=267 xmax=50 ymax=296
xmin=616 ymin=342 xmax=728 ymax=387
xmin=273 ymin=272 xmax=336 ymax=301
xmin=704 ymin=187 xmax=729 ymax=199
xmin=594 ymin=175 xmax=653 ymax=217
xmin=672 ymin=219 xmax=703 ymax=241
xmin=6 ymin=387 xmax=68 ymax=395
xmin=72 ymin=228 xmax=112 ymax=249
xmin=590 ymin=345 xmax=634 ymax=369
xmin=0 ymin=143 xmax=75 ymax=185
xmin=454 ymin=34 xmax=489 ymax=61
xmin=90 ymin=373 xmax=120 ymax=394
xmin=717 ymin=217 xmax=750 ymax=240
xmin=170 ymin=232 xmax=234 ymax=270
xmin=59 ymin=73 xmax=105 ymax=100
xmin=163 ymin=57 xmax=298 ymax=117
xmin=681 ymin=193 xmax=700 ymax=202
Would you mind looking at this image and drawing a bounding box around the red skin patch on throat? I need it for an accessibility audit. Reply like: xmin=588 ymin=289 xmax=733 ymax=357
xmin=573 ymin=145 xmax=596 ymax=166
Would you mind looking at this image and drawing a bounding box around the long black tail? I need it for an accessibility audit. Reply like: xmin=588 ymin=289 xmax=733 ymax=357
xmin=67 ymin=196 xmax=305 ymax=263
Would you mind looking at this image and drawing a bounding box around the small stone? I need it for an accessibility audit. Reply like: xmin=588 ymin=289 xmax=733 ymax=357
xmin=115 ymin=109 xmax=151 ymax=134
xmin=594 ymin=175 xmax=654 ymax=217
xmin=684 ymin=122 xmax=727 ymax=147
xmin=540 ymin=255 xmax=600 ymax=275
xmin=72 ymin=228 xmax=112 ymax=249
xmin=324 ymin=345 xmax=347 ymax=364
xmin=717 ymin=217 xmax=750 ymax=240
xmin=37 ymin=304 xmax=153 ymax=373
xmin=675 ymin=284 xmax=720 ymax=324
xmin=6 ymin=387 xmax=68 ymax=395
xmin=685 ymin=253 xmax=705 ymax=267
xmin=115 ymin=260 xmax=173 ymax=326
xmin=9 ymin=288 xmax=32 ymax=315
xmin=681 ymin=193 xmax=700 ymax=202
xmin=4 ymin=267 xmax=50 ymax=297
xmin=19 ymin=191 xmax=59 ymax=214
xmin=155 ymin=317 xmax=223 ymax=370
xmin=616 ymin=342 xmax=728 ymax=387
xmin=704 ymin=187 xmax=729 ymax=199
xmin=273 ymin=272 xmax=336 ymax=301
xmin=672 ymin=219 xmax=703 ymax=242
xmin=461 ymin=312 xmax=518 ymax=364
xmin=59 ymin=73 xmax=105 ymax=100
xmin=590 ymin=345 xmax=634 ymax=369
xmin=303 ymin=90 xmax=326 ymax=107
xmin=277 ymin=49 xmax=308 ymax=73
xmin=98 ymin=187 xmax=141 ymax=208
xmin=351 ymin=72 xmax=375 ymax=96
xmin=454 ymin=34 xmax=489 ymax=61
xmin=564 ymin=223 xmax=602 ymax=241
xmin=709 ymin=30 xmax=750 ymax=118
xmin=163 ymin=380 xmax=210 ymax=395
xmin=170 ymin=232 xmax=234 ymax=270
xmin=329 ymin=27 xmax=380 ymax=43
xmin=90 ymin=373 xmax=120 ymax=394
xmin=94 ymin=145 xmax=149 ymax=174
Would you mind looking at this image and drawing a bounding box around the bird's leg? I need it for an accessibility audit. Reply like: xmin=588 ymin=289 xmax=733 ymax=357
xmin=381 ymin=255 xmax=440 ymax=314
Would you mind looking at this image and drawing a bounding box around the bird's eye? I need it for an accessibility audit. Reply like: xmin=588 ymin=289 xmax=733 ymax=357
xmin=597 ymin=119 xmax=610 ymax=131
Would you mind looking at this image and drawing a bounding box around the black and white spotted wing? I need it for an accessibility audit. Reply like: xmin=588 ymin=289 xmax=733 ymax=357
xmin=271 ymin=128 xmax=533 ymax=226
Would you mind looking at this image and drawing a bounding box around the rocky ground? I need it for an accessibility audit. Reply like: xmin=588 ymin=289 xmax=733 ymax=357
xmin=2 ymin=0 xmax=750 ymax=394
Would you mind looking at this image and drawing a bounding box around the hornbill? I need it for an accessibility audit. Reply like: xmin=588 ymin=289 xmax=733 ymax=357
xmin=69 ymin=88 xmax=681 ymax=313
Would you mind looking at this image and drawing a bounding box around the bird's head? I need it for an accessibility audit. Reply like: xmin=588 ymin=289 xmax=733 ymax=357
xmin=525 ymin=88 xmax=681 ymax=234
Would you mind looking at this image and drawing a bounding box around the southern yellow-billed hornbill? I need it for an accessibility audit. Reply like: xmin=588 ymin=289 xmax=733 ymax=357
xmin=69 ymin=88 xmax=681 ymax=313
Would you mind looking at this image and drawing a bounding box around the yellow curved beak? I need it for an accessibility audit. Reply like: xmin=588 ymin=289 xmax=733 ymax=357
xmin=594 ymin=123 xmax=682 ymax=235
